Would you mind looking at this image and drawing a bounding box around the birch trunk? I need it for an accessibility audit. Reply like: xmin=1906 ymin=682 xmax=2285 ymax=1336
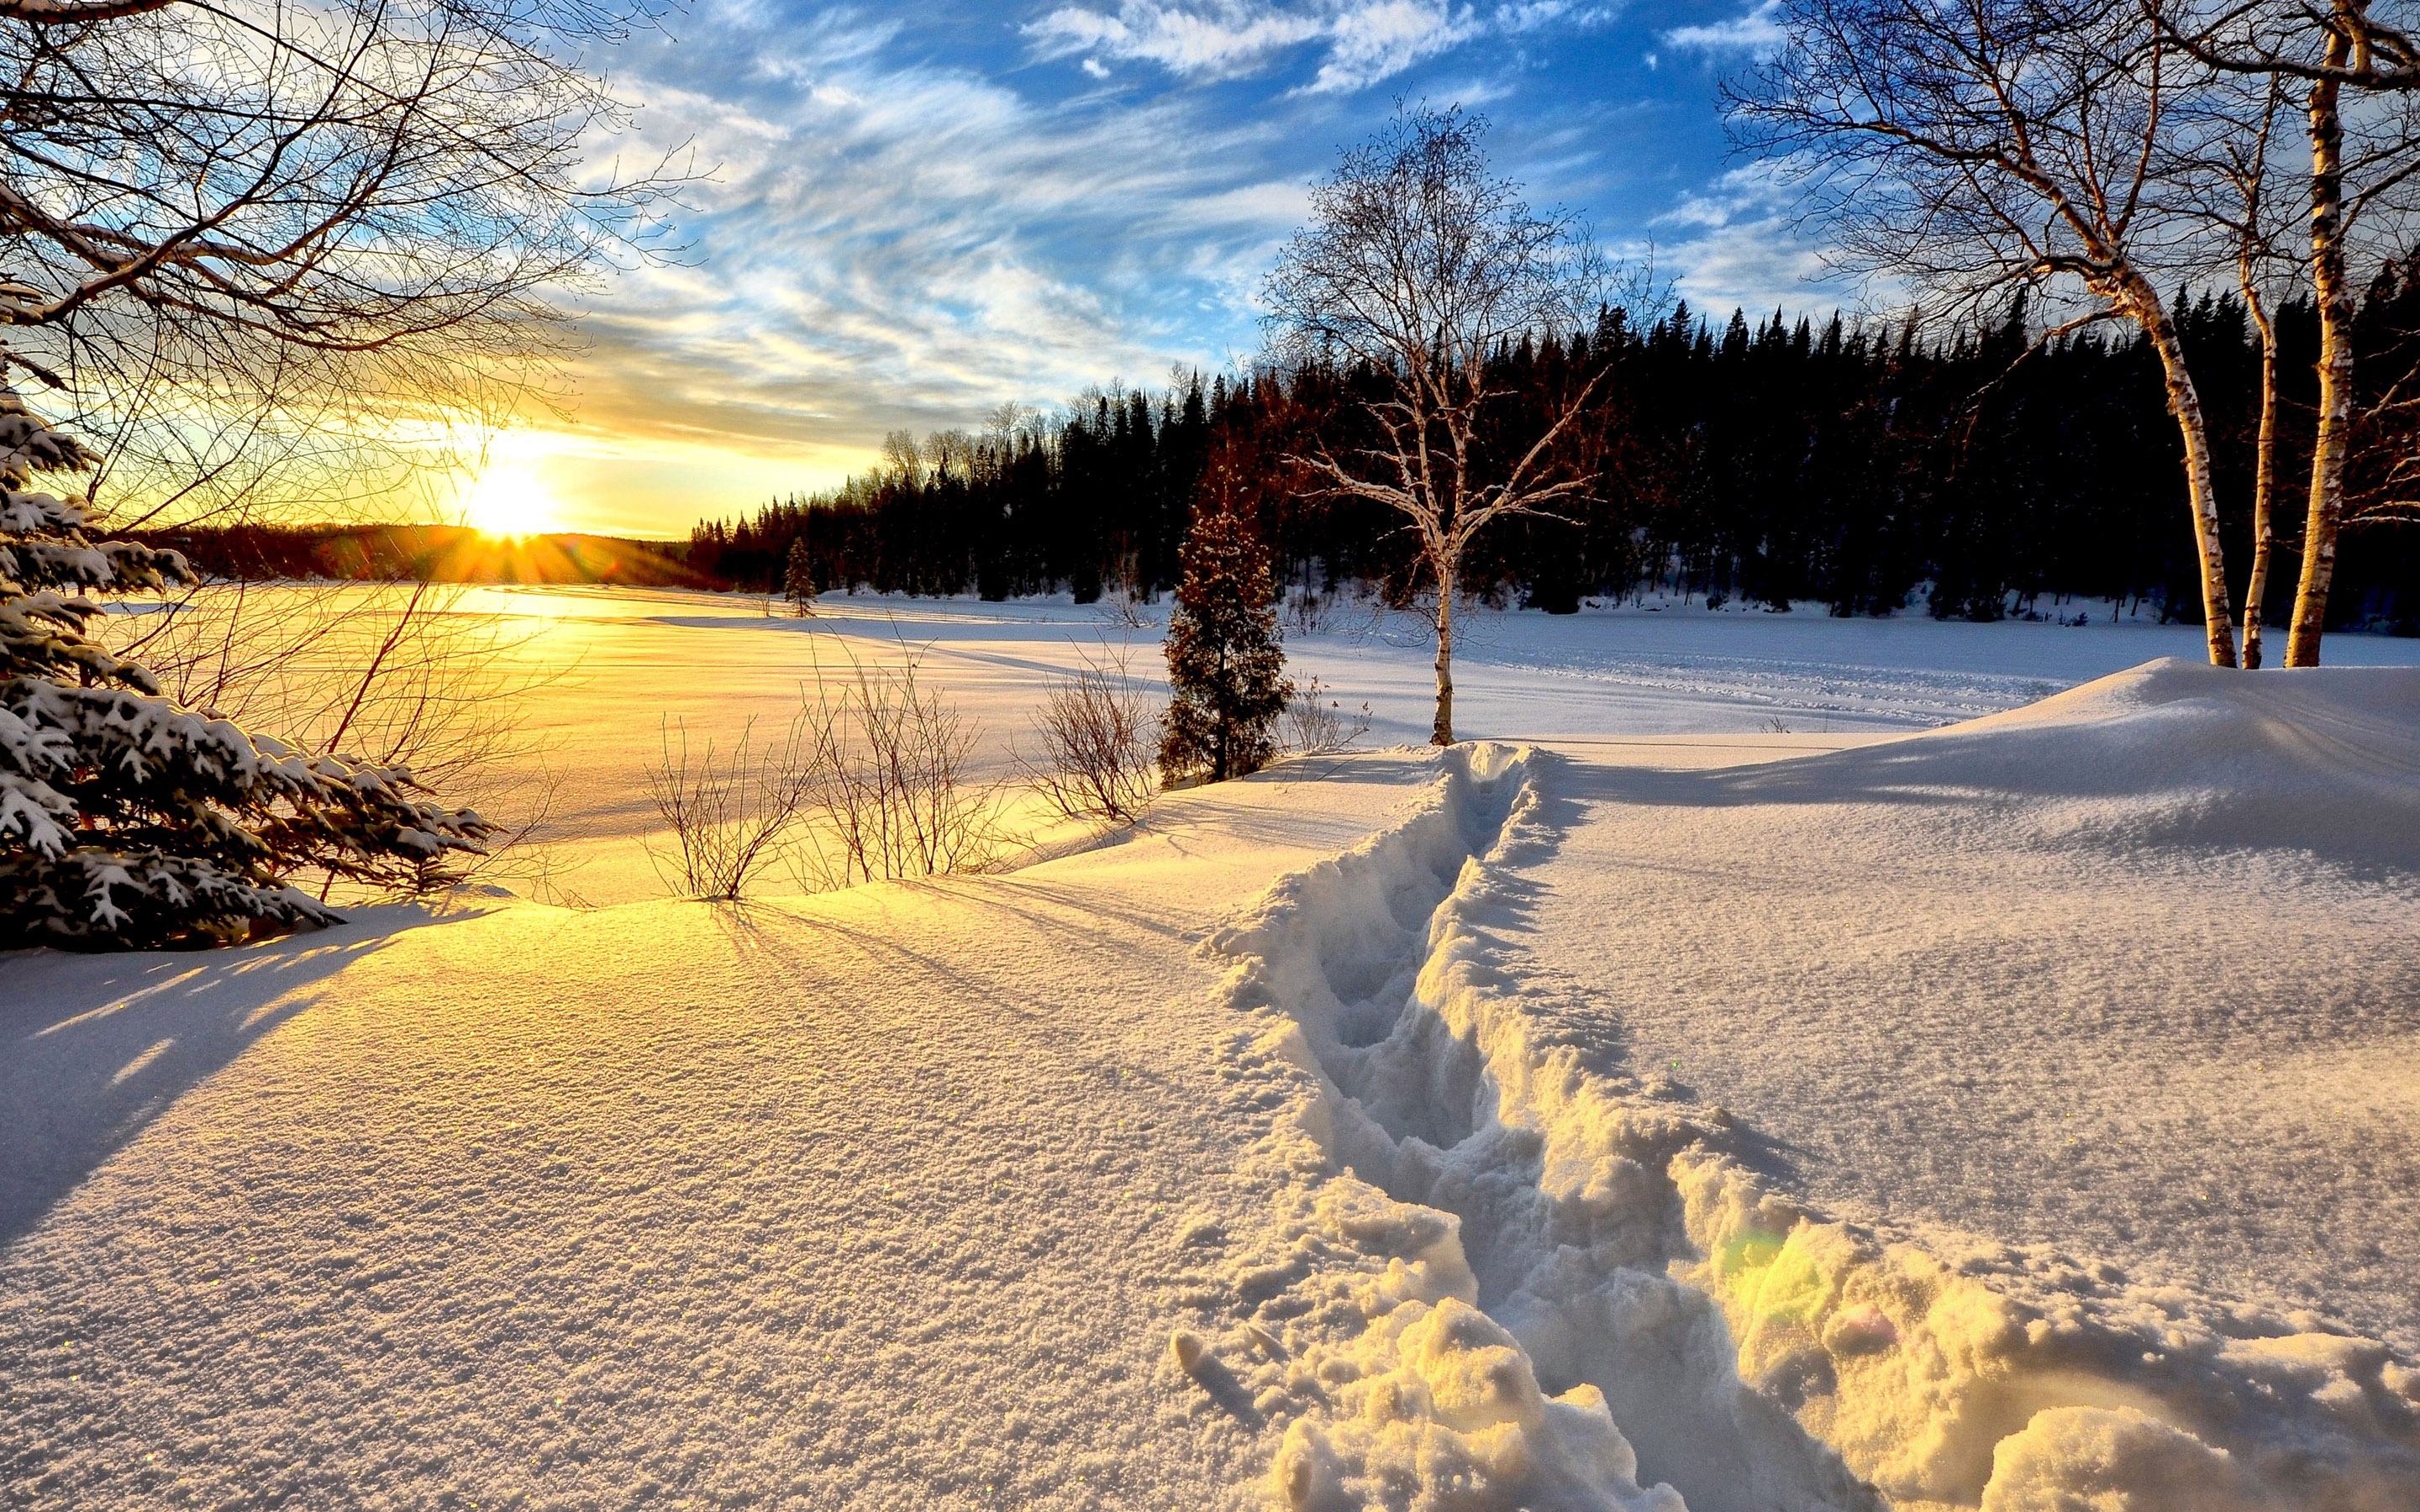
xmin=2243 ymin=285 xmax=2281 ymax=669
xmin=1431 ymin=559 xmax=1456 ymax=746
xmin=2128 ymin=283 xmax=2241 ymax=666
xmin=2287 ymin=26 xmax=2354 ymax=667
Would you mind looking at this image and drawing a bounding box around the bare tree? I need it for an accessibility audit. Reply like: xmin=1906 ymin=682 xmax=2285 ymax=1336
xmin=1019 ymin=647 xmax=1160 ymax=826
xmin=2158 ymin=0 xmax=2420 ymax=662
xmin=0 ymin=0 xmax=684 ymax=527
xmin=1264 ymin=106 xmax=1609 ymax=743
xmin=1735 ymin=0 xmax=2245 ymax=666
xmin=2185 ymin=73 xmax=2303 ymax=665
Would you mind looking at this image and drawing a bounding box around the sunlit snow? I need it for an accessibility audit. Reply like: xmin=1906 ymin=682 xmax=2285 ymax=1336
xmin=7 ymin=586 xmax=2418 ymax=1509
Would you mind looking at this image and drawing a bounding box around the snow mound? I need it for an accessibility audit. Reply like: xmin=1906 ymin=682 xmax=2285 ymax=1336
xmin=1730 ymin=658 xmax=2420 ymax=869
xmin=1192 ymin=724 xmax=2420 ymax=1511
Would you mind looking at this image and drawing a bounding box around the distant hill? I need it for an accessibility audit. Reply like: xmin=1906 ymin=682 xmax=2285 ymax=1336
xmin=134 ymin=522 xmax=708 ymax=587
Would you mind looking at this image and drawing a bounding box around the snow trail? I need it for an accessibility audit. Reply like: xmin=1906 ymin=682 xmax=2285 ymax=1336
xmin=1196 ymin=727 xmax=2420 ymax=1511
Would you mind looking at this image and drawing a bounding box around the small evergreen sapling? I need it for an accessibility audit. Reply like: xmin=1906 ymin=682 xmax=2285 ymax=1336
xmin=1159 ymin=496 xmax=1290 ymax=783
xmin=784 ymin=534 xmax=819 ymax=615
xmin=0 ymin=388 xmax=494 ymax=949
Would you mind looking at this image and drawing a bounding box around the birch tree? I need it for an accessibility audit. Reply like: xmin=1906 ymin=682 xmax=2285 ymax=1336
xmin=2192 ymin=76 xmax=2301 ymax=666
xmin=1264 ymin=107 xmax=1607 ymax=744
xmin=1733 ymin=0 xmax=2244 ymax=665
xmin=2159 ymin=0 xmax=2420 ymax=663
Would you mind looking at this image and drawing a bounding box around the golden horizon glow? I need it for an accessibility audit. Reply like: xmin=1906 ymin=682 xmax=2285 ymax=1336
xmin=399 ymin=426 xmax=878 ymax=541
xmin=460 ymin=457 xmax=566 ymax=540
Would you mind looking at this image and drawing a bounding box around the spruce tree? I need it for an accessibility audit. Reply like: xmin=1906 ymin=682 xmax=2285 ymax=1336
xmin=784 ymin=534 xmax=819 ymax=614
xmin=1160 ymin=494 xmax=1289 ymax=783
xmin=0 ymin=390 xmax=494 ymax=949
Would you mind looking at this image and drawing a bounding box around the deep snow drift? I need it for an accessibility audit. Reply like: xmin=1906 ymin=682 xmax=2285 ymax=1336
xmin=3 ymin=656 xmax=2416 ymax=1511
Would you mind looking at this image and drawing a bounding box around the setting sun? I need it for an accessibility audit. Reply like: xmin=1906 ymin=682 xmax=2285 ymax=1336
xmin=460 ymin=459 xmax=563 ymax=539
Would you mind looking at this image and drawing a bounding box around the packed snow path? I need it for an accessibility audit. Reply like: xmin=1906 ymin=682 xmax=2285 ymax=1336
xmin=1186 ymin=664 xmax=2420 ymax=1512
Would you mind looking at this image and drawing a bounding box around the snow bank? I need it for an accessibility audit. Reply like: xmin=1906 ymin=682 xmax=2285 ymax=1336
xmin=1192 ymin=690 xmax=2420 ymax=1510
xmin=1729 ymin=657 xmax=2420 ymax=870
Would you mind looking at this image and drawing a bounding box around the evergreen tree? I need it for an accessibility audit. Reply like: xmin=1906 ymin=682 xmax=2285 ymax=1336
xmin=1160 ymin=495 xmax=1290 ymax=783
xmin=666 ymin=274 xmax=2418 ymax=633
xmin=0 ymin=391 xmax=493 ymax=949
xmin=783 ymin=533 xmax=819 ymax=614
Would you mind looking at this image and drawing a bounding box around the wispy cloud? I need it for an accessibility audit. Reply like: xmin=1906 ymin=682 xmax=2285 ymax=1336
xmin=529 ymin=5 xmax=1323 ymax=524
xmin=480 ymin=0 xmax=1841 ymax=534
xmin=1025 ymin=1 xmax=1602 ymax=93
xmin=1646 ymin=161 xmax=1865 ymax=316
xmin=1660 ymin=0 xmax=1784 ymax=56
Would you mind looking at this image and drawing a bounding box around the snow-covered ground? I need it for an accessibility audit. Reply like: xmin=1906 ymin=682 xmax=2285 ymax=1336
xmin=1207 ymin=665 xmax=2420 ymax=1512
xmin=0 ymin=757 xmax=1451 ymax=1510
xmin=111 ymin=580 xmax=2420 ymax=906
xmin=9 ymin=586 xmax=2419 ymax=1509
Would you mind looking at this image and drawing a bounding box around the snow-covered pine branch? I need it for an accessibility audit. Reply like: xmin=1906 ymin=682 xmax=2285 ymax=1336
xmin=0 ymin=390 xmax=493 ymax=948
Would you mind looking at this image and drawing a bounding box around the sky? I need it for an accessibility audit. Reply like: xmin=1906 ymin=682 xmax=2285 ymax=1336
xmin=499 ymin=0 xmax=1848 ymax=539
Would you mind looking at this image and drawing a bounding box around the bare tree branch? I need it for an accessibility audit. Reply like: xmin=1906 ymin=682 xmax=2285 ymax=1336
xmin=1265 ymin=105 xmax=1616 ymax=742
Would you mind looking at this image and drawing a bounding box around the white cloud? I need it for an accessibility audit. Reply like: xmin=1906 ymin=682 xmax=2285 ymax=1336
xmin=1310 ymin=1 xmax=1477 ymax=92
xmin=1660 ymin=0 xmax=1784 ymax=56
xmin=504 ymin=1 xmax=1828 ymax=532
xmin=1643 ymin=161 xmax=1870 ymax=316
xmin=1028 ymin=1 xmax=1326 ymax=80
xmin=544 ymin=13 xmax=1326 ymax=514
xmin=1025 ymin=1 xmax=1600 ymax=92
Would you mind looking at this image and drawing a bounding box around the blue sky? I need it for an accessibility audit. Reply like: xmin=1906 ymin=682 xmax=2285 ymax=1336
xmin=515 ymin=0 xmax=1845 ymax=537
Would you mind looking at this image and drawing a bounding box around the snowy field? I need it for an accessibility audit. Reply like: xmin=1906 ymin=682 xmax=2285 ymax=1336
xmin=6 ymin=584 xmax=2419 ymax=1509
xmin=98 ymin=580 xmax=2420 ymax=906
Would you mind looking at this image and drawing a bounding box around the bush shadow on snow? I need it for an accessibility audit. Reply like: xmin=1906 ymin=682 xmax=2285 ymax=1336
xmin=0 ymin=915 xmax=443 ymax=1252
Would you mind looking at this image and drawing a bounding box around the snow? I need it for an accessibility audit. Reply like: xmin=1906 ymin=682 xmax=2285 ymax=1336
xmin=1187 ymin=709 xmax=2420 ymax=1509
xmin=108 ymin=581 xmax=2420 ymax=906
xmin=0 ymin=757 xmax=1450 ymax=1510
xmin=9 ymin=585 xmax=2420 ymax=1510
xmin=1525 ymin=660 xmax=2420 ymax=1358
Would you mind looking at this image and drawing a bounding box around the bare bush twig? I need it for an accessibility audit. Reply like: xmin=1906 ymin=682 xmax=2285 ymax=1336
xmin=791 ymin=643 xmax=1007 ymax=892
xmin=1097 ymin=590 xmax=1154 ymax=629
xmin=1019 ymin=648 xmax=1161 ymax=825
xmin=644 ymin=715 xmax=817 ymax=900
xmin=1281 ymin=675 xmax=1373 ymax=757
xmin=96 ymin=578 xmax=565 ymax=901
xmin=1284 ymin=588 xmax=1336 ymax=637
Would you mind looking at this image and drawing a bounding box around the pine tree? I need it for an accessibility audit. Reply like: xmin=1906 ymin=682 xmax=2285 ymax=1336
xmin=0 ymin=388 xmax=494 ymax=949
xmin=784 ymin=533 xmax=818 ymax=615
xmin=1160 ymin=493 xmax=1290 ymax=783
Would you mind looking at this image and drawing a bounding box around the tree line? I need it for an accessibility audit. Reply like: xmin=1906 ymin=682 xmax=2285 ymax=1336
xmin=685 ymin=276 xmax=2420 ymax=635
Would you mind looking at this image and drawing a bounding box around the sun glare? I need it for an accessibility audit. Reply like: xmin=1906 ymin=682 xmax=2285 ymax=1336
xmin=462 ymin=459 xmax=563 ymax=539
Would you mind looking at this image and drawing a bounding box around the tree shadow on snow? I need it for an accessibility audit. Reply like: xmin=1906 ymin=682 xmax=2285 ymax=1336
xmin=0 ymin=918 xmax=434 ymax=1252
